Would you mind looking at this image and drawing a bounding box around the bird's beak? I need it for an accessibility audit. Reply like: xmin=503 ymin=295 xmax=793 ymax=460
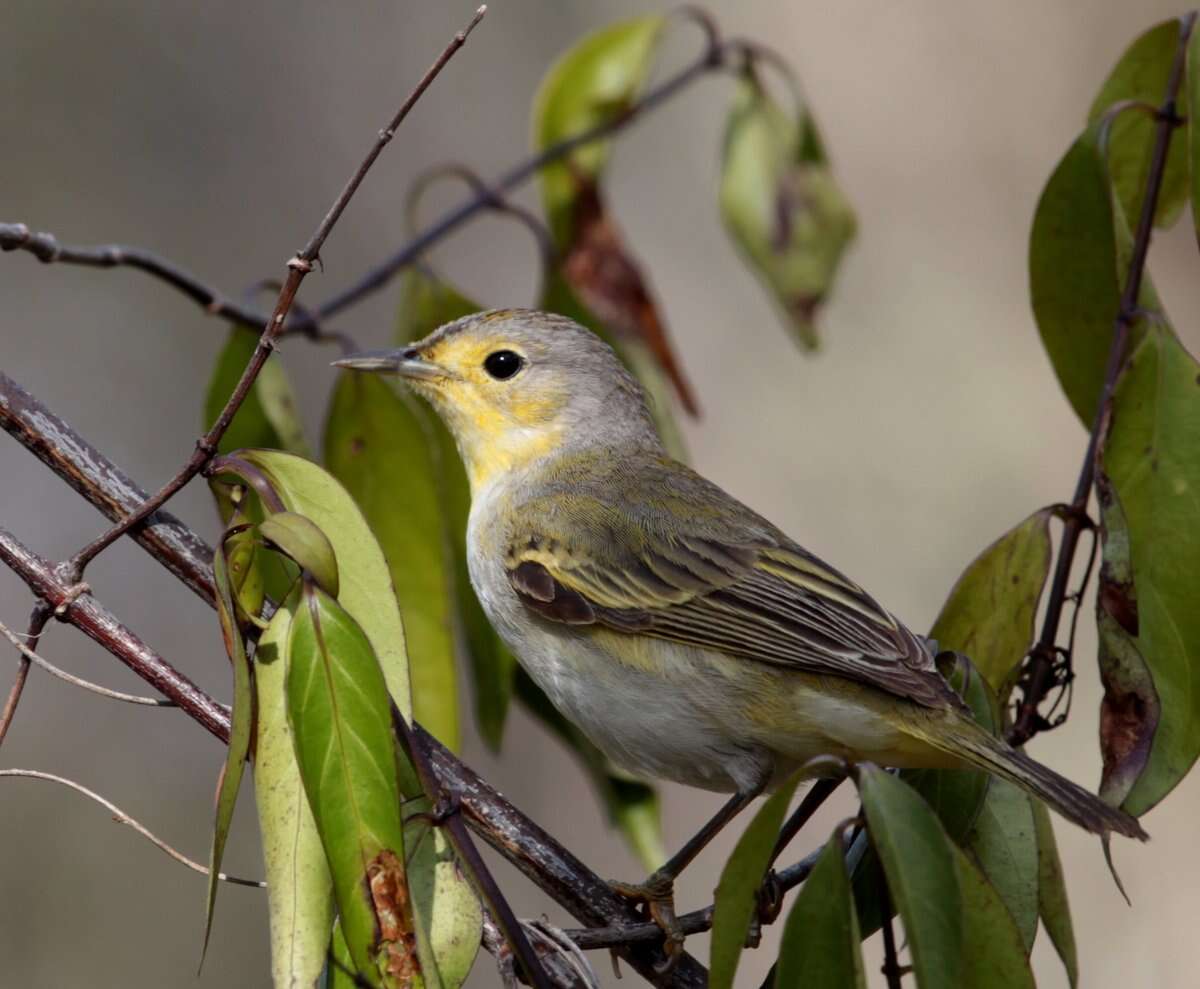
xmin=331 ymin=348 xmax=443 ymax=381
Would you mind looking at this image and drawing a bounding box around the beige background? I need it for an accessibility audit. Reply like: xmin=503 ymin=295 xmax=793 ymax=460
xmin=2 ymin=2 xmax=1199 ymax=986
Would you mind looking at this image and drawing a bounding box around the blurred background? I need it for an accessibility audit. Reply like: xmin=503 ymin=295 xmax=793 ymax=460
xmin=3 ymin=2 xmax=1199 ymax=986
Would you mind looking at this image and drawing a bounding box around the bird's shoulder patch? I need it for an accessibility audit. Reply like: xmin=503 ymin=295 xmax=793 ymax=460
xmin=508 ymin=560 xmax=596 ymax=625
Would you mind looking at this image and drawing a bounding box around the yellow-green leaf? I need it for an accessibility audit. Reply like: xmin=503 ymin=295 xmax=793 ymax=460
xmin=253 ymin=594 xmax=335 ymax=988
xmin=710 ymin=779 xmax=801 ymax=989
xmin=930 ymin=510 xmax=1053 ymax=702
xmin=720 ymin=72 xmax=856 ymax=351
xmin=533 ymin=16 xmax=666 ymax=244
xmin=774 ymin=828 xmax=866 ymax=989
xmin=259 ymin=511 xmax=340 ymax=598
xmin=1031 ymin=799 xmax=1078 ymax=987
xmin=1089 ymin=18 xmax=1189 ymax=230
xmin=324 ymin=371 xmax=460 ymax=750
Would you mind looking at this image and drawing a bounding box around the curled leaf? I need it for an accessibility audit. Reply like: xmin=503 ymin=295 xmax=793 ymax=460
xmin=720 ymin=71 xmax=856 ymax=351
xmin=259 ymin=511 xmax=340 ymax=598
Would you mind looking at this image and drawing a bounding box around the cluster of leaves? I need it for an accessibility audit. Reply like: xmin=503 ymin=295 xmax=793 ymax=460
xmin=195 ymin=11 xmax=1200 ymax=989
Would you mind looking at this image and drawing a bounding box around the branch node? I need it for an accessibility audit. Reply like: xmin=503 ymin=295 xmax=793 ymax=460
xmin=52 ymin=581 xmax=91 ymax=618
xmin=286 ymin=256 xmax=313 ymax=274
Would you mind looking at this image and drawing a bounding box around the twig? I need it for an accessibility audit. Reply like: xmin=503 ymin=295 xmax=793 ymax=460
xmin=1008 ymin=11 xmax=1197 ymax=746
xmin=0 ymin=615 xmax=174 ymax=707
xmin=876 ymin=856 xmax=905 ymax=989
xmin=0 ymin=768 xmax=263 ymax=887
xmin=481 ymin=912 xmax=590 ymax=989
xmin=56 ymin=6 xmax=487 ymax=584
xmin=0 ymin=603 xmax=50 ymax=746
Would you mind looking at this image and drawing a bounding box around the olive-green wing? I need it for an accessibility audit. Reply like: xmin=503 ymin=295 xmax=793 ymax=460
xmin=504 ymin=488 xmax=956 ymax=710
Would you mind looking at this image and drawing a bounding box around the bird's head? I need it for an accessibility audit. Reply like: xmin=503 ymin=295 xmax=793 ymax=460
xmin=333 ymin=309 xmax=659 ymax=492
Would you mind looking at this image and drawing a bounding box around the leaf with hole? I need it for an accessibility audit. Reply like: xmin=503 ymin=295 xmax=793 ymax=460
xmin=774 ymin=827 xmax=866 ymax=989
xmin=720 ymin=71 xmax=856 ymax=351
xmin=710 ymin=776 xmax=801 ymax=989
xmin=857 ymin=764 xmax=963 ymax=989
xmin=1095 ymin=321 xmax=1200 ymax=815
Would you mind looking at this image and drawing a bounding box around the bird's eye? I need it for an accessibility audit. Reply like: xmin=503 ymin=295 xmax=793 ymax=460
xmin=483 ymin=350 xmax=524 ymax=380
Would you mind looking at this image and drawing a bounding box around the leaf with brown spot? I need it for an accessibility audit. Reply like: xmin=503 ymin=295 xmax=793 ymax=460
xmin=561 ymin=179 xmax=697 ymax=414
xmin=369 ymin=849 xmax=420 ymax=986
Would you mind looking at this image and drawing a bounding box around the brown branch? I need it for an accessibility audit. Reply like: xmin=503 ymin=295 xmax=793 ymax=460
xmin=56 ymin=5 xmax=486 ymax=583
xmin=0 ymin=603 xmax=49 ymax=747
xmin=1008 ymin=11 xmax=1197 ymax=746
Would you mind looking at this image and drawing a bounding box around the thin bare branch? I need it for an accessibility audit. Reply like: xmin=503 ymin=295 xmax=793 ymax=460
xmin=0 ymin=768 xmax=263 ymax=887
xmin=59 ymin=6 xmax=487 ymax=581
xmin=0 ymin=603 xmax=50 ymax=747
xmin=0 ymin=616 xmax=174 ymax=707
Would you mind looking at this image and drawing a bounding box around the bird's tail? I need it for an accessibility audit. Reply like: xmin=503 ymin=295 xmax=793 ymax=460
xmin=918 ymin=715 xmax=1148 ymax=841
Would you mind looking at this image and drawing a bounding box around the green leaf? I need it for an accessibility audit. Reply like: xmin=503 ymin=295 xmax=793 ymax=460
xmin=1031 ymin=799 xmax=1078 ymax=987
xmin=253 ymin=594 xmax=335 ymax=989
xmin=532 ymin=16 xmax=666 ymax=244
xmin=1088 ymin=19 xmax=1188 ymax=230
xmin=774 ymin=828 xmax=866 ymax=989
xmin=1029 ymin=121 xmax=1162 ymax=425
xmin=542 ymin=272 xmax=688 ymax=461
xmin=235 ymin=451 xmax=413 ymax=718
xmin=328 ymin=919 xmax=359 ymax=989
xmin=856 ymin=765 xmax=963 ymax=989
xmin=1096 ymin=322 xmax=1200 ymax=814
xmin=953 ymin=845 xmax=1036 ymax=989
xmin=930 ymin=510 xmax=1053 ymax=702
xmin=394 ymin=267 xmax=514 ymax=750
xmin=202 ymin=537 xmax=256 ymax=964
xmin=259 ymin=511 xmax=340 ymax=598
xmin=851 ymin=658 xmax=996 ymax=937
xmin=710 ymin=778 xmax=801 ymax=989
xmin=515 ymin=670 xmax=663 ymax=870
xmin=287 ymin=584 xmax=417 ymax=989
xmin=324 ymin=371 xmax=461 ymax=750
xmin=720 ymin=72 xmax=856 ymax=351
xmin=204 ymin=325 xmax=309 ymax=455
xmin=965 ymin=779 xmax=1038 ymax=953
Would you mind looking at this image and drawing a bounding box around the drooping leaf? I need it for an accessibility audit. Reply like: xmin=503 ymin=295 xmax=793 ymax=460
xmin=965 ymin=779 xmax=1039 ymax=953
xmin=930 ymin=509 xmax=1054 ymax=702
xmin=201 ymin=536 xmax=257 ymax=964
xmin=856 ymin=765 xmax=963 ymax=989
xmin=223 ymin=523 xmax=266 ymax=628
xmin=542 ymin=272 xmax=687 ymax=461
xmin=532 ymin=15 xmax=666 ymax=245
xmin=1095 ymin=322 xmax=1200 ymax=814
xmin=394 ymin=267 xmax=514 ymax=750
xmin=1031 ymin=799 xmax=1078 ymax=987
xmin=1088 ymin=18 xmax=1189 ymax=230
xmin=287 ymin=584 xmax=418 ymax=989
xmin=253 ymin=593 xmax=335 ymax=989
xmin=1029 ymin=121 xmax=1163 ymax=425
xmin=204 ymin=324 xmax=309 ymax=455
xmin=234 ymin=450 xmax=413 ymax=716
xmin=207 ymin=479 xmax=298 ymax=605
xmin=720 ymin=71 xmax=856 ymax=351
xmin=851 ymin=658 xmax=996 ymax=936
xmin=710 ymin=778 xmax=801 ymax=989
xmin=774 ymin=828 xmax=866 ymax=989
xmin=325 ymin=370 xmax=460 ymax=750
xmin=259 ymin=511 xmax=340 ymax=598
xmin=515 ymin=670 xmax=663 ymax=870
xmin=953 ymin=845 xmax=1037 ymax=989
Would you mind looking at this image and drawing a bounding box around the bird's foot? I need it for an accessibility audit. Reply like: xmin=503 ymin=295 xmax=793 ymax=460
xmin=609 ymin=870 xmax=684 ymax=973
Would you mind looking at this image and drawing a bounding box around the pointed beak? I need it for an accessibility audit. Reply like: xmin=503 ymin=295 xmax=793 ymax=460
xmin=331 ymin=347 xmax=443 ymax=381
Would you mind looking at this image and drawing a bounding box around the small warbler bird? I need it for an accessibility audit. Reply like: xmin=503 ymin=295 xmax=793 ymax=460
xmin=336 ymin=309 xmax=1144 ymax=943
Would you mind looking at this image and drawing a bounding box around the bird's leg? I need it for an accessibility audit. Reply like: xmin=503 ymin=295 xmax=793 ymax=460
xmin=609 ymin=787 xmax=761 ymax=970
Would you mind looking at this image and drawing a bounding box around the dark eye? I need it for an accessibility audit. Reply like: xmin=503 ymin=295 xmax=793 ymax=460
xmin=483 ymin=350 xmax=524 ymax=380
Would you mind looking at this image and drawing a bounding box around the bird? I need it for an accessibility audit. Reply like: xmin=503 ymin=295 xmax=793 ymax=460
xmin=334 ymin=308 xmax=1145 ymax=954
